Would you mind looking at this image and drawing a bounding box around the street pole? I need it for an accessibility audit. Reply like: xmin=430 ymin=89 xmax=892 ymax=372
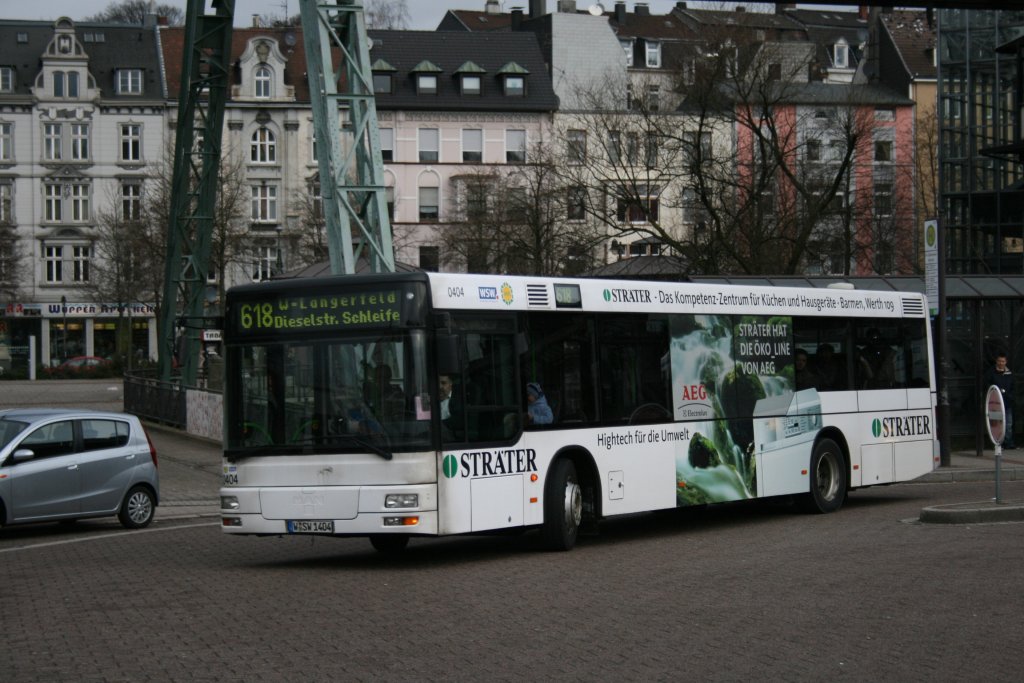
xmin=935 ymin=12 xmax=951 ymax=467
xmin=60 ymin=295 xmax=67 ymax=363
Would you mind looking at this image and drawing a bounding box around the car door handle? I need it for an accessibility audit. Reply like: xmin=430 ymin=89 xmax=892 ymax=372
xmin=125 ymin=454 xmax=136 ymax=460
xmin=67 ymin=464 xmax=79 ymax=471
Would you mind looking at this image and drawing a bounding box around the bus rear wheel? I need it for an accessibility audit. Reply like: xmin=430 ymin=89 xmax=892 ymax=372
xmin=800 ymin=438 xmax=847 ymax=514
xmin=541 ymin=459 xmax=582 ymax=551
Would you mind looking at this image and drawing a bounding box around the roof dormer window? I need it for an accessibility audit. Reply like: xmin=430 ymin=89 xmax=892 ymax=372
xmin=833 ymin=39 xmax=849 ymax=69
xmin=645 ymin=40 xmax=661 ymax=68
xmin=411 ymin=60 xmax=442 ymax=96
xmin=371 ymin=59 xmax=396 ymax=94
xmin=254 ymin=65 xmax=272 ymax=99
xmin=499 ymin=62 xmax=529 ymax=97
xmin=620 ymin=38 xmax=634 ymax=67
xmin=116 ymin=69 xmax=143 ymax=95
xmin=456 ymin=61 xmax=486 ymax=96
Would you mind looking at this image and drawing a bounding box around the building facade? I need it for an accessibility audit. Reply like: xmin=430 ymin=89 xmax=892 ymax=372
xmin=0 ymin=17 xmax=165 ymax=371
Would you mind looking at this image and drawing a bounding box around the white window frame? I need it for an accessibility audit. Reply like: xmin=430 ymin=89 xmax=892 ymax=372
xmin=834 ymin=42 xmax=849 ymax=69
xmin=0 ymin=183 xmax=11 ymax=224
xmin=71 ymin=123 xmax=89 ymax=161
xmin=250 ymin=127 xmax=277 ymax=164
xmin=72 ymin=245 xmax=90 ymax=282
xmin=0 ymin=122 xmax=12 ymax=161
xmin=506 ymin=129 xmax=526 ymax=164
xmin=117 ymin=69 xmax=143 ymax=95
xmin=0 ymin=67 xmax=12 ymax=92
xmin=462 ymin=128 xmax=483 ymax=162
xmin=567 ymin=130 xmax=587 ymax=165
xmin=44 ymin=184 xmax=62 ymax=222
xmin=121 ymin=182 xmax=142 ymax=221
xmin=380 ymin=128 xmax=394 ymax=162
xmin=418 ymin=186 xmax=439 ymax=222
xmin=44 ymin=245 xmax=63 ymax=283
xmin=646 ymin=41 xmax=662 ymax=68
xmin=70 ymin=183 xmax=90 ymax=222
xmin=419 ymin=128 xmax=439 ymax=163
xmin=251 ymin=185 xmax=278 ymax=222
xmin=254 ymin=65 xmax=272 ymax=99
xmin=44 ymin=123 xmax=62 ymax=161
xmin=504 ymin=75 xmax=525 ymax=97
xmin=120 ymin=123 xmax=142 ymax=162
xmin=252 ymin=245 xmax=279 ymax=282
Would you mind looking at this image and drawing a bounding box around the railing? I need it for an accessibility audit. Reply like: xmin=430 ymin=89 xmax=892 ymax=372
xmin=124 ymin=370 xmax=223 ymax=442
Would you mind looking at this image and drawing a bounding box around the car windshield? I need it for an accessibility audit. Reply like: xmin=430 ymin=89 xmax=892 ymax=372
xmin=0 ymin=419 xmax=30 ymax=451
xmin=226 ymin=331 xmax=433 ymax=455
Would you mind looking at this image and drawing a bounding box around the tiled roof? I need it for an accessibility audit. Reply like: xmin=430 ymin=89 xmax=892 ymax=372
xmin=161 ymin=25 xmax=315 ymax=101
xmin=0 ymin=19 xmax=164 ymax=100
xmin=440 ymin=10 xmax=513 ymax=32
xmin=367 ymin=30 xmax=557 ymax=112
xmin=881 ymin=10 xmax=937 ymax=80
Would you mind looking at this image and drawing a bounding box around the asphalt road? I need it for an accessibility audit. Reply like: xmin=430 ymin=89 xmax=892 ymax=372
xmin=2 ymin=381 xmax=1023 ymax=680
xmin=2 ymin=477 xmax=1023 ymax=681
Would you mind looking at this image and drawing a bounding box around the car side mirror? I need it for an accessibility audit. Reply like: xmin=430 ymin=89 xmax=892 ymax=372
xmin=12 ymin=448 xmax=35 ymax=462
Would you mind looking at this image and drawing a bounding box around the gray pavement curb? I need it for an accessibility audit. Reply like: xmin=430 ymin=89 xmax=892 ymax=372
xmin=919 ymin=500 xmax=1024 ymax=524
xmin=915 ymin=467 xmax=1024 ymax=483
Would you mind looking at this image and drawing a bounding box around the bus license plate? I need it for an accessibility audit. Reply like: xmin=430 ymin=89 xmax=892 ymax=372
xmin=287 ymin=520 xmax=334 ymax=534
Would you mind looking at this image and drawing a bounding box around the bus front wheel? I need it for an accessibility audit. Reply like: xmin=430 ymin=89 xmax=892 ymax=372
xmin=541 ymin=459 xmax=582 ymax=551
xmin=800 ymin=438 xmax=847 ymax=514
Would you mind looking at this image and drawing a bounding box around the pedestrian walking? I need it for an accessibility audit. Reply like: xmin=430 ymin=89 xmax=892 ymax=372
xmin=986 ymin=352 xmax=1016 ymax=448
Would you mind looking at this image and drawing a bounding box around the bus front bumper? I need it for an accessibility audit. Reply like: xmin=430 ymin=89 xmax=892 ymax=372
xmin=218 ymin=483 xmax=438 ymax=536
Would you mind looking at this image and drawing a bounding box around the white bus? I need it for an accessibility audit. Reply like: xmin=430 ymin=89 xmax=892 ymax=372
xmin=219 ymin=272 xmax=936 ymax=552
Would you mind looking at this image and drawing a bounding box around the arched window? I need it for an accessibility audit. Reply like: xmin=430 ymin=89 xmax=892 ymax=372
xmin=250 ymin=127 xmax=276 ymax=164
xmin=254 ymin=65 xmax=272 ymax=99
xmin=67 ymin=71 xmax=79 ymax=97
xmin=53 ymin=71 xmax=65 ymax=97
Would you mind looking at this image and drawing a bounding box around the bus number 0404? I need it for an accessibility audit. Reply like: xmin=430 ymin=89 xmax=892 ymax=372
xmin=448 ymin=286 xmax=465 ymax=298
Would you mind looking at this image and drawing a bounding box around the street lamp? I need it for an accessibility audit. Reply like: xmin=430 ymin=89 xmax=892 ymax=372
xmin=60 ymin=295 xmax=67 ymax=363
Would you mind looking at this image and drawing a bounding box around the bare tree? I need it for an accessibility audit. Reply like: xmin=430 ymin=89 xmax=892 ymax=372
xmin=365 ymin=0 xmax=411 ymax=30
xmin=558 ymin=23 xmax=913 ymax=277
xmin=439 ymin=142 xmax=603 ymax=276
xmin=85 ymin=0 xmax=184 ymax=25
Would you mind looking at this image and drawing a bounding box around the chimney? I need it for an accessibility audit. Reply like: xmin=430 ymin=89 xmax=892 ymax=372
xmin=774 ymin=3 xmax=795 ymax=14
xmin=635 ymin=3 xmax=650 ymax=17
xmin=859 ymin=5 xmax=869 ymax=20
xmin=615 ymin=2 xmax=626 ymax=23
xmin=251 ymin=14 xmax=260 ymax=28
xmin=485 ymin=0 xmax=501 ymax=14
xmin=675 ymin=2 xmax=687 ymax=10
xmin=557 ymin=0 xmax=576 ymax=12
xmin=511 ymin=7 xmax=524 ymax=29
xmin=529 ymin=0 xmax=547 ymax=18
xmin=735 ymin=6 xmax=746 ymax=13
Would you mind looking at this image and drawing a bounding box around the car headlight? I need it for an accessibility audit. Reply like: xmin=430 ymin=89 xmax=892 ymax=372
xmin=220 ymin=495 xmax=240 ymax=510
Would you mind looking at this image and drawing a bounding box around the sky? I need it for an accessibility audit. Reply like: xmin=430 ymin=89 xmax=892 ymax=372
xmin=2 ymin=2 xmax=854 ymax=29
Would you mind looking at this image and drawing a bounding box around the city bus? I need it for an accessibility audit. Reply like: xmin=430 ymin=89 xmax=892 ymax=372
xmin=218 ymin=272 xmax=936 ymax=552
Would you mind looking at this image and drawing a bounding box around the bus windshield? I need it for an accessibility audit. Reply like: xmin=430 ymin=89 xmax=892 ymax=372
xmin=226 ymin=330 xmax=433 ymax=456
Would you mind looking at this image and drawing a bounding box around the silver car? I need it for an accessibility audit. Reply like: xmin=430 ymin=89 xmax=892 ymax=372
xmin=0 ymin=409 xmax=159 ymax=529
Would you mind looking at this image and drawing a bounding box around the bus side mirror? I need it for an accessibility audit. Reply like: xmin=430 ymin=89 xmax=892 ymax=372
xmin=437 ymin=333 xmax=461 ymax=376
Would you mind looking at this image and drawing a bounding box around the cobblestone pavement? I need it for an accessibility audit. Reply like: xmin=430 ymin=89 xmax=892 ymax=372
xmin=2 ymin=479 xmax=1023 ymax=681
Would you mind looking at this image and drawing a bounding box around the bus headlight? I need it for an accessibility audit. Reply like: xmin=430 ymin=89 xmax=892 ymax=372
xmin=385 ymin=493 xmax=418 ymax=508
xmin=221 ymin=495 xmax=240 ymax=510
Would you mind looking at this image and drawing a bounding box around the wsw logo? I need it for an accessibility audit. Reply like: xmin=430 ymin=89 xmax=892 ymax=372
xmin=872 ymin=415 xmax=932 ymax=438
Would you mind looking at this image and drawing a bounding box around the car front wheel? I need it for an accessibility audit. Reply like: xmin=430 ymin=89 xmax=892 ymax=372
xmin=118 ymin=486 xmax=155 ymax=529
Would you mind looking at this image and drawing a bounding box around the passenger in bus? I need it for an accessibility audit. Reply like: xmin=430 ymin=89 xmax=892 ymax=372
xmin=858 ymin=329 xmax=896 ymax=389
xmin=794 ymin=349 xmax=818 ymax=390
xmin=813 ymin=343 xmax=842 ymax=390
xmin=439 ymin=375 xmax=453 ymax=420
xmin=527 ymin=382 xmax=554 ymax=425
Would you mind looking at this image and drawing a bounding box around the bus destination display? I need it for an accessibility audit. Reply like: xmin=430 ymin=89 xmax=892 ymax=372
xmin=232 ymin=289 xmax=402 ymax=334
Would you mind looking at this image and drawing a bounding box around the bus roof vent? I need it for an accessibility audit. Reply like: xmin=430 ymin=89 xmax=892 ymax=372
xmin=901 ymin=297 xmax=924 ymax=316
xmin=526 ymin=283 xmax=550 ymax=307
